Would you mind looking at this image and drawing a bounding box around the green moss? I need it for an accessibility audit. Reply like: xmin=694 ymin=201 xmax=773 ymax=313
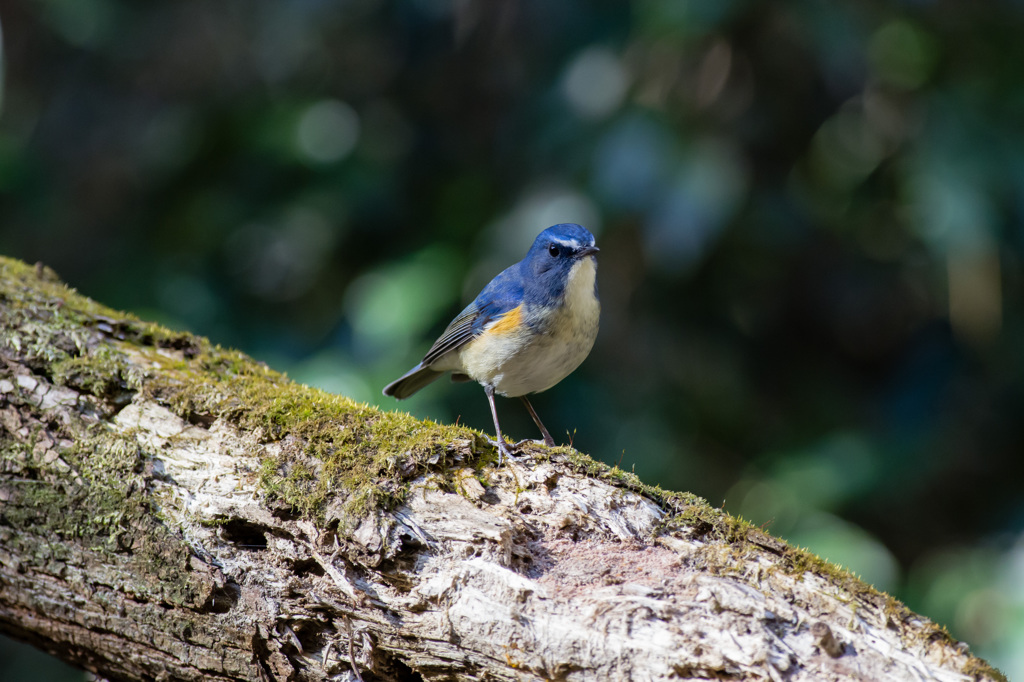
xmin=964 ymin=658 xmax=1009 ymax=682
xmin=136 ymin=342 xmax=489 ymax=521
xmin=51 ymin=345 xmax=133 ymax=399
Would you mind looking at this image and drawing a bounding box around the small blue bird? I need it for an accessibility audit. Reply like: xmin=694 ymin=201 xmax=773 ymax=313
xmin=383 ymin=223 xmax=600 ymax=463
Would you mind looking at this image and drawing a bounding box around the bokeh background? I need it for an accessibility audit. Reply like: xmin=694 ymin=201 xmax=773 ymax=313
xmin=2 ymin=0 xmax=1024 ymax=678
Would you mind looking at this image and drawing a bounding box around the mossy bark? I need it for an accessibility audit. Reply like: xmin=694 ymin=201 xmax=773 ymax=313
xmin=0 ymin=256 xmax=1004 ymax=681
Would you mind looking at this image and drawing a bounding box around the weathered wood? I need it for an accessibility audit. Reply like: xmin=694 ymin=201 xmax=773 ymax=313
xmin=0 ymin=256 xmax=1004 ymax=681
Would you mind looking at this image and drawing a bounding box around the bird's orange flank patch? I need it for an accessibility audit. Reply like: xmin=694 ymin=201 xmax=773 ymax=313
xmin=488 ymin=304 xmax=524 ymax=336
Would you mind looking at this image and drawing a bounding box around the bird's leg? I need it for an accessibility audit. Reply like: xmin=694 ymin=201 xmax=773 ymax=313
xmin=520 ymin=396 xmax=556 ymax=447
xmin=484 ymin=385 xmax=514 ymax=464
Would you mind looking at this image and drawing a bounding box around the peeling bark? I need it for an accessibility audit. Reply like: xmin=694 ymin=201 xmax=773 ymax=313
xmin=0 ymin=257 xmax=1005 ymax=681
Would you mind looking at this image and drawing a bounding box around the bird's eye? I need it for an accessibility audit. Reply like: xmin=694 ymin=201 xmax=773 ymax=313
xmin=548 ymin=244 xmax=559 ymax=257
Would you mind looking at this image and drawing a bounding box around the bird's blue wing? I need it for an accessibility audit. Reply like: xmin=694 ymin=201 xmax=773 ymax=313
xmin=421 ymin=265 xmax=523 ymax=365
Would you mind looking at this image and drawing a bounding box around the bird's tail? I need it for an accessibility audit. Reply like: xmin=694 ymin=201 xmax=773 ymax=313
xmin=382 ymin=363 xmax=444 ymax=399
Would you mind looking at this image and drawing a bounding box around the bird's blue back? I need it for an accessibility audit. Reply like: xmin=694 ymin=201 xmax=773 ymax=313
xmin=469 ymin=265 xmax=525 ymax=331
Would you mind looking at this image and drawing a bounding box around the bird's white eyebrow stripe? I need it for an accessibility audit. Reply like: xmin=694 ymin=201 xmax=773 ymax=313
xmin=551 ymin=238 xmax=584 ymax=248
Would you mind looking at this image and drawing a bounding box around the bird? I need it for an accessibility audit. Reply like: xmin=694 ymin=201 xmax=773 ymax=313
xmin=383 ymin=223 xmax=600 ymax=463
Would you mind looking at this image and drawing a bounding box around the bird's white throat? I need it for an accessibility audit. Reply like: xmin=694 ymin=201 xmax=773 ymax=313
xmin=564 ymin=255 xmax=599 ymax=318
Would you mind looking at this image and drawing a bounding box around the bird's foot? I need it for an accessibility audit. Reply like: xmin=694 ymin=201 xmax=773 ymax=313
xmin=485 ymin=437 xmax=517 ymax=465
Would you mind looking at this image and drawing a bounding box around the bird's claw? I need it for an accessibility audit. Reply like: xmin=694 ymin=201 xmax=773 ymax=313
xmin=485 ymin=437 xmax=518 ymax=465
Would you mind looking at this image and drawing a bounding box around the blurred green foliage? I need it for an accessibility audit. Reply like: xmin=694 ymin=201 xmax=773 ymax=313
xmin=2 ymin=0 xmax=1024 ymax=677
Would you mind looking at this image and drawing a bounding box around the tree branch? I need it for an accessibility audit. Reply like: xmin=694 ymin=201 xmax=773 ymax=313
xmin=0 ymin=256 xmax=1004 ymax=681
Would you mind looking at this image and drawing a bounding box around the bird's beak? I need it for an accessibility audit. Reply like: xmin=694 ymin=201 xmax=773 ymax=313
xmin=578 ymin=245 xmax=600 ymax=258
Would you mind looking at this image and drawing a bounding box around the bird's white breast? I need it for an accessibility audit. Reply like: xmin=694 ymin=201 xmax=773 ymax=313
xmin=456 ymin=255 xmax=600 ymax=397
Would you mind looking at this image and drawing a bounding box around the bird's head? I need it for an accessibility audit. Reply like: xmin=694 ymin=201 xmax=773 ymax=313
xmin=522 ymin=223 xmax=599 ymax=302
